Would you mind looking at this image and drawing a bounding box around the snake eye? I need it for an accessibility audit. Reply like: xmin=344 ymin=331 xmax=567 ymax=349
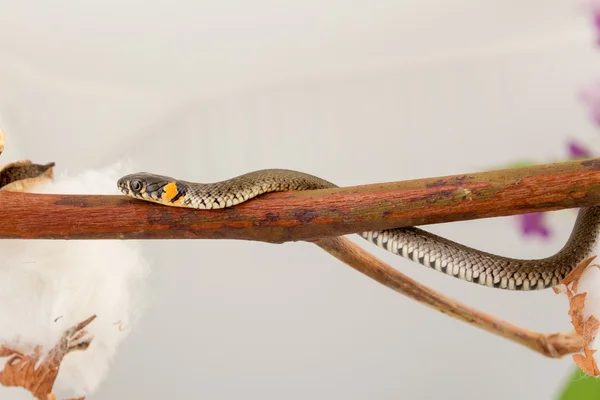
xmin=129 ymin=180 xmax=143 ymax=192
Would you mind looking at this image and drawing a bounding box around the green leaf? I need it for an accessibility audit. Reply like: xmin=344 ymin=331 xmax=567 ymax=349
xmin=558 ymin=368 xmax=600 ymax=400
xmin=482 ymin=161 xmax=539 ymax=172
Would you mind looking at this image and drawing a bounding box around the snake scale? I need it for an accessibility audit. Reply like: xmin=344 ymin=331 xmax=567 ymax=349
xmin=117 ymin=169 xmax=600 ymax=291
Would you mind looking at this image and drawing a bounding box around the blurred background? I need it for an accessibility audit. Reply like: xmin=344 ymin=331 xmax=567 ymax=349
xmin=1 ymin=1 xmax=599 ymax=398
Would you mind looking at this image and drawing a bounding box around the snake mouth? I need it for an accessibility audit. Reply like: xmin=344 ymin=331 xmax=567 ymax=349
xmin=116 ymin=178 xmax=128 ymax=194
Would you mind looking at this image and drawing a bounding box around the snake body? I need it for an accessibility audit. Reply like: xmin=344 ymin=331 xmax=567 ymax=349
xmin=117 ymin=169 xmax=600 ymax=291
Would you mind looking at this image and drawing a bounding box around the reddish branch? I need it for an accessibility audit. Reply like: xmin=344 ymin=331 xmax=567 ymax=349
xmin=1 ymin=158 xmax=600 ymax=240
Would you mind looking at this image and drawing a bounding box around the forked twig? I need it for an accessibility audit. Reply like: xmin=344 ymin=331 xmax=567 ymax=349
xmin=313 ymin=236 xmax=584 ymax=358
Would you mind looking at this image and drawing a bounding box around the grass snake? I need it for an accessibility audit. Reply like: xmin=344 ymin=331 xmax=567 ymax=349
xmin=117 ymin=168 xmax=600 ymax=291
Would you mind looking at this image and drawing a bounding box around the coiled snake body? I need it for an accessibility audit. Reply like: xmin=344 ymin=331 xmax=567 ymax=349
xmin=117 ymin=169 xmax=600 ymax=291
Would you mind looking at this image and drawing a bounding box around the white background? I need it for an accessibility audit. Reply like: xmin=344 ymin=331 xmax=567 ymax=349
xmin=1 ymin=1 xmax=599 ymax=398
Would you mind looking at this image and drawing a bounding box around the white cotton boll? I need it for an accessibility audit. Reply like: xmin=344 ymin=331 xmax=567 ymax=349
xmin=35 ymin=160 xmax=136 ymax=195
xmin=0 ymin=161 xmax=150 ymax=399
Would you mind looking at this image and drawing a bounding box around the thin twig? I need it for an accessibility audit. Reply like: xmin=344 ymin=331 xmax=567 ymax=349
xmin=1 ymin=158 xmax=600 ymax=240
xmin=313 ymin=236 xmax=584 ymax=358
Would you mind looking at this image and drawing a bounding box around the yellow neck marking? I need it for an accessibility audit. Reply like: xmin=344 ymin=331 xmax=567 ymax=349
xmin=161 ymin=182 xmax=179 ymax=202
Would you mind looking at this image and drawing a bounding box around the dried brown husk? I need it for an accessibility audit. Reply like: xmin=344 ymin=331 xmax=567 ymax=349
xmin=0 ymin=316 xmax=96 ymax=400
xmin=0 ymin=160 xmax=55 ymax=192
xmin=556 ymin=256 xmax=600 ymax=375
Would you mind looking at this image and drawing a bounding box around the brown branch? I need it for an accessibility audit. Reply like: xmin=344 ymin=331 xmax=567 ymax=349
xmin=1 ymin=158 xmax=600 ymax=240
xmin=314 ymin=236 xmax=584 ymax=358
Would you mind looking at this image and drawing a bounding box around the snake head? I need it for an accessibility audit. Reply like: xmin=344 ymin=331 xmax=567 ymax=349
xmin=117 ymin=172 xmax=182 ymax=203
xmin=117 ymin=173 xmax=147 ymax=198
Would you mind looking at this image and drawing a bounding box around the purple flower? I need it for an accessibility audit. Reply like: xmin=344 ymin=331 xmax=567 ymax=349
xmin=517 ymin=212 xmax=550 ymax=239
xmin=568 ymin=140 xmax=592 ymax=158
xmin=581 ymin=0 xmax=600 ymax=43
xmin=595 ymin=11 xmax=600 ymax=33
